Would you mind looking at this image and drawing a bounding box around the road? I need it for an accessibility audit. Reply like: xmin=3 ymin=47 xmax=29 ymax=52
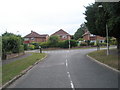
xmin=8 ymin=48 xmax=118 ymax=88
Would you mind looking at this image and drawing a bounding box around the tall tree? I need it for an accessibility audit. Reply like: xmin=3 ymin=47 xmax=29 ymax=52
xmin=48 ymin=35 xmax=60 ymax=47
xmin=74 ymin=23 xmax=86 ymax=40
xmin=84 ymin=2 xmax=120 ymax=51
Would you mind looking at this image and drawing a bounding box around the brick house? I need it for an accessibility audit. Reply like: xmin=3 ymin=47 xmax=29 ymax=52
xmin=51 ymin=29 xmax=71 ymax=40
xmin=24 ymin=31 xmax=49 ymax=44
xmin=82 ymin=30 xmax=105 ymax=43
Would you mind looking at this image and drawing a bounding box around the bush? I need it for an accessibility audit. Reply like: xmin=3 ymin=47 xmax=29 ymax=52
xmin=19 ymin=45 xmax=24 ymax=52
xmin=80 ymin=42 xmax=87 ymax=46
xmin=57 ymin=41 xmax=65 ymax=48
xmin=40 ymin=42 xmax=49 ymax=48
xmin=99 ymin=43 xmax=107 ymax=46
xmin=89 ymin=42 xmax=95 ymax=46
xmin=31 ymin=42 xmax=40 ymax=49
xmin=48 ymin=36 xmax=60 ymax=47
xmin=28 ymin=45 xmax=35 ymax=50
xmin=24 ymin=44 xmax=28 ymax=50
xmin=62 ymin=40 xmax=77 ymax=48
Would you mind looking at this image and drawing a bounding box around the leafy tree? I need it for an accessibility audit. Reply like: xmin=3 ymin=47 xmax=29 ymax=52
xmin=84 ymin=2 xmax=120 ymax=52
xmin=74 ymin=23 xmax=86 ymax=40
xmin=2 ymin=32 xmax=24 ymax=59
xmin=48 ymin=35 xmax=60 ymax=47
xmin=63 ymin=40 xmax=77 ymax=48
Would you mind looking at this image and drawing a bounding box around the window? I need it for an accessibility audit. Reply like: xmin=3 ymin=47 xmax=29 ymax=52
xmin=24 ymin=38 xmax=29 ymax=41
xmin=31 ymin=37 xmax=34 ymax=40
xmin=62 ymin=35 xmax=67 ymax=39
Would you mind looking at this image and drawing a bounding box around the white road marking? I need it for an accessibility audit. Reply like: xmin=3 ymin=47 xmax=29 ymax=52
xmin=66 ymin=59 xmax=68 ymax=67
xmin=66 ymin=59 xmax=75 ymax=90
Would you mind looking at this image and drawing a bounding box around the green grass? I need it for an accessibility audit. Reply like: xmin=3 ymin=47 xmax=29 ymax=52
xmin=2 ymin=53 xmax=46 ymax=85
xmin=88 ymin=49 xmax=118 ymax=70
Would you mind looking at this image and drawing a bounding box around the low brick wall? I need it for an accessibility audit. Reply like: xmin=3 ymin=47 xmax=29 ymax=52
xmin=6 ymin=52 xmax=25 ymax=60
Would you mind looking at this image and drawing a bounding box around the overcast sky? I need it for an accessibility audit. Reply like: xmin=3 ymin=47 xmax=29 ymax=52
xmin=0 ymin=0 xmax=95 ymax=36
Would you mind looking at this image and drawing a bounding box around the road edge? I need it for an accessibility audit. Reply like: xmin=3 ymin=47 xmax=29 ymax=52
xmin=86 ymin=55 xmax=120 ymax=73
xmin=1 ymin=54 xmax=48 ymax=89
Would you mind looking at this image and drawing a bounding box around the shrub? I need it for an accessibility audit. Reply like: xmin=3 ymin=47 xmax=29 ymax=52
xmin=63 ymin=40 xmax=77 ymax=48
xmin=99 ymin=43 xmax=107 ymax=46
xmin=89 ymin=42 xmax=95 ymax=46
xmin=40 ymin=42 xmax=49 ymax=48
xmin=31 ymin=42 xmax=40 ymax=49
xmin=24 ymin=44 xmax=28 ymax=50
xmin=57 ymin=41 xmax=65 ymax=48
xmin=19 ymin=45 xmax=24 ymax=52
xmin=48 ymin=36 xmax=60 ymax=47
xmin=80 ymin=42 xmax=87 ymax=46
xmin=28 ymin=45 xmax=35 ymax=50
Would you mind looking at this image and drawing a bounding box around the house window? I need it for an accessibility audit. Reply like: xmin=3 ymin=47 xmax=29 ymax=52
xmin=62 ymin=35 xmax=67 ymax=39
xmin=24 ymin=38 xmax=29 ymax=41
xmin=31 ymin=37 xmax=34 ymax=40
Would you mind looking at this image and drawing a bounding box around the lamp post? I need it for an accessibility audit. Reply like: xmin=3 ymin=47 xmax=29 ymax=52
xmin=69 ymin=36 xmax=70 ymax=50
xmin=106 ymin=24 xmax=109 ymax=55
xmin=98 ymin=5 xmax=109 ymax=55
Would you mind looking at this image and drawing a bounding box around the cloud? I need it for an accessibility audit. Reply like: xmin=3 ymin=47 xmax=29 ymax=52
xmin=0 ymin=0 xmax=95 ymax=36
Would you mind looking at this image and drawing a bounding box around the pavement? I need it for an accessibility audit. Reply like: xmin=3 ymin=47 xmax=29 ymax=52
xmin=7 ymin=47 xmax=118 ymax=88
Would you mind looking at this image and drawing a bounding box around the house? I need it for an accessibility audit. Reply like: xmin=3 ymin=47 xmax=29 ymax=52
xmin=51 ymin=29 xmax=71 ymax=40
xmin=24 ymin=31 xmax=49 ymax=44
xmin=82 ymin=30 xmax=105 ymax=43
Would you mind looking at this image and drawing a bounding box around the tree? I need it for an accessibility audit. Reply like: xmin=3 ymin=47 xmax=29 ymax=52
xmin=63 ymin=40 xmax=77 ymax=48
xmin=48 ymin=35 xmax=60 ymax=47
xmin=74 ymin=23 xmax=86 ymax=40
xmin=2 ymin=32 xmax=24 ymax=59
xmin=84 ymin=2 xmax=120 ymax=52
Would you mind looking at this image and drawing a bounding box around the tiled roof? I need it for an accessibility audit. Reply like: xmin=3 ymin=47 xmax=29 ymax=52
xmin=51 ymin=29 xmax=71 ymax=36
xmin=82 ymin=31 xmax=91 ymax=36
xmin=24 ymin=31 xmax=48 ymax=38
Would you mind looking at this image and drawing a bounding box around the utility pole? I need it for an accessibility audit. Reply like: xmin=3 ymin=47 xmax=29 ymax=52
xmin=106 ymin=24 xmax=109 ymax=55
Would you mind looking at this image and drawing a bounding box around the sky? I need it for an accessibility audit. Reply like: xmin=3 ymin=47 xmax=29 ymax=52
xmin=0 ymin=0 xmax=95 ymax=36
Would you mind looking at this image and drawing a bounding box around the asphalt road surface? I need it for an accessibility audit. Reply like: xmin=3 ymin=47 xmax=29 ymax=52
xmin=8 ymin=48 xmax=118 ymax=88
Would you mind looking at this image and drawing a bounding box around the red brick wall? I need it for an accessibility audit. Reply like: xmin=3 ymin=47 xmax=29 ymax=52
xmin=96 ymin=36 xmax=105 ymax=40
xmin=83 ymin=34 xmax=90 ymax=40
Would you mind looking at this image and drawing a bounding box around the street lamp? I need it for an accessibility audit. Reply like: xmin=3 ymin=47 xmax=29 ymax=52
xmin=98 ymin=5 xmax=109 ymax=55
xmin=69 ymin=36 xmax=70 ymax=50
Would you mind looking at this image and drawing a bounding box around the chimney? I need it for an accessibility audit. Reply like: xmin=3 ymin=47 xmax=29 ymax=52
xmin=31 ymin=30 xmax=34 ymax=33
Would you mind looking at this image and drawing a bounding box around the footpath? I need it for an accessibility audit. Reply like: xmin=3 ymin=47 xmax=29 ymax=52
xmin=2 ymin=53 xmax=32 ymax=65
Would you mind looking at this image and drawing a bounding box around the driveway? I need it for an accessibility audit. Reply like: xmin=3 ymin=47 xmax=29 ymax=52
xmin=8 ymin=48 xmax=118 ymax=88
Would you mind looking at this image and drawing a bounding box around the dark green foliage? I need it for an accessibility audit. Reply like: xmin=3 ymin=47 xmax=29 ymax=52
xmin=2 ymin=32 xmax=24 ymax=59
xmin=28 ymin=45 xmax=35 ymax=50
xmin=57 ymin=41 xmax=65 ymax=48
xmin=84 ymin=2 xmax=120 ymax=50
xmin=40 ymin=42 xmax=49 ymax=48
xmin=74 ymin=24 xmax=86 ymax=40
xmin=80 ymin=42 xmax=87 ymax=46
xmin=31 ymin=42 xmax=39 ymax=49
xmin=63 ymin=40 xmax=77 ymax=48
xmin=89 ymin=42 xmax=95 ymax=46
xmin=48 ymin=36 xmax=60 ymax=47
xmin=24 ymin=44 xmax=28 ymax=50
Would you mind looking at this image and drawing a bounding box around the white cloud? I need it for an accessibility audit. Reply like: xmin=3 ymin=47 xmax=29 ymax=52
xmin=0 ymin=0 xmax=95 ymax=36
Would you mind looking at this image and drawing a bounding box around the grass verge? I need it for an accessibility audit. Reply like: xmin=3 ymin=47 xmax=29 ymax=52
xmin=2 ymin=53 xmax=46 ymax=85
xmin=88 ymin=49 xmax=118 ymax=70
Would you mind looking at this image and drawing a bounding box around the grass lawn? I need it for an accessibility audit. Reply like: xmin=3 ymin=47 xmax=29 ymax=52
xmin=88 ymin=49 xmax=119 ymax=70
xmin=2 ymin=53 xmax=46 ymax=85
